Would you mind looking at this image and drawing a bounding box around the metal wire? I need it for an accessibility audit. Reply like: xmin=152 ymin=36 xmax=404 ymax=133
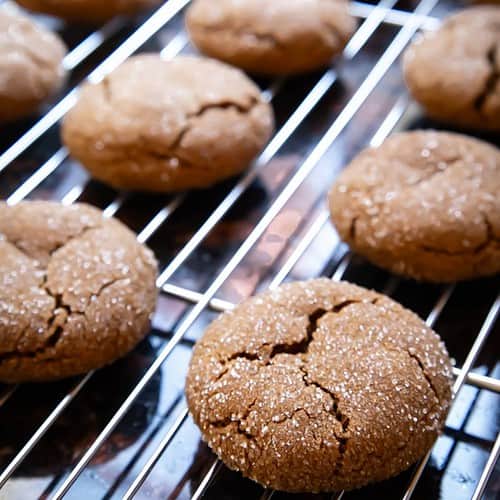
xmin=122 ymin=407 xmax=190 ymax=500
xmin=145 ymin=93 xmax=430 ymax=500
xmin=62 ymin=17 xmax=124 ymax=70
xmin=350 ymin=1 xmax=440 ymax=30
xmin=471 ymin=432 xmax=500 ymax=500
xmin=155 ymin=0 xmax=401 ymax=288
xmin=0 ymin=385 xmax=18 ymax=409
xmin=0 ymin=373 xmax=93 ymax=488
xmin=190 ymin=460 xmax=223 ymax=500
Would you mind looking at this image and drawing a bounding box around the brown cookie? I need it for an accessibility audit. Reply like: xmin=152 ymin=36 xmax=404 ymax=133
xmin=0 ymin=201 xmax=158 ymax=383
xmin=0 ymin=4 xmax=66 ymax=122
xmin=14 ymin=0 xmax=161 ymax=23
xmin=186 ymin=278 xmax=453 ymax=492
xmin=62 ymin=54 xmax=274 ymax=192
xmin=403 ymin=7 xmax=500 ymax=131
xmin=186 ymin=0 xmax=356 ymax=75
xmin=329 ymin=130 xmax=500 ymax=282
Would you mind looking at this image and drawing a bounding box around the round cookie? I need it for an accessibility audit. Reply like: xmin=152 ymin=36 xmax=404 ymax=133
xmin=0 ymin=5 xmax=66 ymax=122
xmin=62 ymin=54 xmax=274 ymax=192
xmin=329 ymin=130 xmax=500 ymax=282
xmin=403 ymin=7 xmax=500 ymax=131
xmin=186 ymin=278 xmax=453 ymax=492
xmin=186 ymin=0 xmax=356 ymax=75
xmin=14 ymin=0 xmax=161 ymax=23
xmin=0 ymin=201 xmax=158 ymax=383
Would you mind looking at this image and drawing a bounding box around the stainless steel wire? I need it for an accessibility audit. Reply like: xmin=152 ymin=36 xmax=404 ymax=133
xmin=141 ymin=86 xmax=415 ymax=500
xmin=471 ymin=431 xmax=500 ymax=500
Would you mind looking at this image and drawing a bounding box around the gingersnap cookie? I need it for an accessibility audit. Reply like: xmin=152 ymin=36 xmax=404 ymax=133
xmin=0 ymin=4 xmax=66 ymax=122
xmin=0 ymin=201 xmax=158 ymax=383
xmin=329 ymin=130 xmax=500 ymax=282
xmin=62 ymin=54 xmax=274 ymax=192
xmin=403 ymin=7 xmax=500 ymax=131
xmin=186 ymin=0 xmax=356 ymax=75
xmin=186 ymin=278 xmax=453 ymax=492
xmin=14 ymin=0 xmax=160 ymax=23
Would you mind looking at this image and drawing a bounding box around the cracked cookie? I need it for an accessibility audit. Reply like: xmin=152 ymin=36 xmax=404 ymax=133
xmin=186 ymin=279 xmax=453 ymax=492
xmin=62 ymin=54 xmax=274 ymax=192
xmin=0 ymin=4 xmax=66 ymax=122
xmin=14 ymin=0 xmax=161 ymax=23
xmin=403 ymin=6 xmax=500 ymax=131
xmin=186 ymin=0 xmax=356 ymax=75
xmin=0 ymin=201 xmax=158 ymax=383
xmin=329 ymin=130 xmax=500 ymax=282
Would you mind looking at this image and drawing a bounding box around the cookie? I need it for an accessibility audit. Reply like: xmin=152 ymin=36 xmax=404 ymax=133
xmin=14 ymin=0 xmax=160 ymax=23
xmin=186 ymin=278 xmax=453 ymax=492
xmin=0 ymin=4 xmax=66 ymax=122
xmin=403 ymin=7 xmax=500 ymax=131
xmin=329 ymin=130 xmax=500 ymax=282
xmin=0 ymin=201 xmax=158 ymax=383
xmin=186 ymin=0 xmax=356 ymax=75
xmin=62 ymin=54 xmax=274 ymax=192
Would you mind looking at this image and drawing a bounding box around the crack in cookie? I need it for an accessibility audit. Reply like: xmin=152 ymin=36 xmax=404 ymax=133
xmin=186 ymin=279 xmax=453 ymax=492
xmin=62 ymin=54 xmax=274 ymax=192
xmin=0 ymin=201 xmax=158 ymax=382
xmin=329 ymin=130 xmax=500 ymax=282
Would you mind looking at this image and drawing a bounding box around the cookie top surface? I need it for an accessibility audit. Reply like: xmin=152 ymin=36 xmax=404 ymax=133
xmin=186 ymin=0 xmax=356 ymax=75
xmin=329 ymin=130 xmax=500 ymax=282
xmin=403 ymin=6 xmax=500 ymax=130
xmin=0 ymin=4 xmax=66 ymax=121
xmin=0 ymin=201 xmax=158 ymax=382
xmin=62 ymin=54 xmax=274 ymax=192
xmin=14 ymin=0 xmax=160 ymax=22
xmin=186 ymin=278 xmax=453 ymax=492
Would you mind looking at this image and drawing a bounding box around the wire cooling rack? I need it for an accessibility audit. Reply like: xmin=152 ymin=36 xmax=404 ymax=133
xmin=0 ymin=0 xmax=498 ymax=499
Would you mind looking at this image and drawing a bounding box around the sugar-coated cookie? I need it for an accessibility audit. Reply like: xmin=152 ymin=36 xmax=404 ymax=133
xmin=15 ymin=0 xmax=161 ymax=23
xmin=329 ymin=131 xmax=500 ymax=282
xmin=186 ymin=0 xmax=356 ymax=75
xmin=62 ymin=55 xmax=274 ymax=192
xmin=186 ymin=278 xmax=453 ymax=492
xmin=0 ymin=5 xmax=66 ymax=122
xmin=0 ymin=201 xmax=158 ymax=382
xmin=403 ymin=7 xmax=500 ymax=131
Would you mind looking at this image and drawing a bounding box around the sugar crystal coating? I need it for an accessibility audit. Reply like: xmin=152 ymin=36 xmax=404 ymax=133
xmin=329 ymin=130 xmax=500 ymax=282
xmin=186 ymin=278 xmax=453 ymax=492
xmin=0 ymin=201 xmax=158 ymax=382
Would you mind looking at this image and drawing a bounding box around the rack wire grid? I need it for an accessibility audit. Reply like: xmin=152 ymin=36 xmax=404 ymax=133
xmin=0 ymin=0 xmax=498 ymax=499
